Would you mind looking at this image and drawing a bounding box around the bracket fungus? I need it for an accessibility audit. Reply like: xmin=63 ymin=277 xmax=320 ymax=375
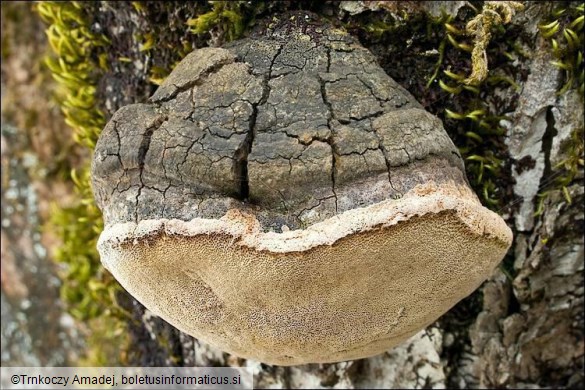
xmin=92 ymin=14 xmax=512 ymax=365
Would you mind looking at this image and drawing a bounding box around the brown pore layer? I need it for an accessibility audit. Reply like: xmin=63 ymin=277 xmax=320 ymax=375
xmin=98 ymin=183 xmax=512 ymax=365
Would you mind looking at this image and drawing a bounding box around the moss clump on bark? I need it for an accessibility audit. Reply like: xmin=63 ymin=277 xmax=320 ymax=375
xmin=37 ymin=1 xmax=113 ymax=319
xmin=37 ymin=1 xmax=128 ymax=365
xmin=346 ymin=3 xmax=522 ymax=211
xmin=539 ymin=2 xmax=584 ymax=95
xmin=462 ymin=1 xmax=524 ymax=85
xmin=36 ymin=1 xmax=109 ymax=148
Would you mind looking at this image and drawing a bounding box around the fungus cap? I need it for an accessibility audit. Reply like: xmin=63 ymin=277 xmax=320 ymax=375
xmin=92 ymin=13 xmax=513 ymax=366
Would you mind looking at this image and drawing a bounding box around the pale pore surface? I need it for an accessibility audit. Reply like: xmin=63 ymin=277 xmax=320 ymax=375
xmin=99 ymin=185 xmax=512 ymax=365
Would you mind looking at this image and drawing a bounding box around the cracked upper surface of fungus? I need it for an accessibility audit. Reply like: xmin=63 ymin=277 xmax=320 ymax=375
xmin=92 ymin=14 xmax=464 ymax=230
xmin=92 ymin=12 xmax=513 ymax=366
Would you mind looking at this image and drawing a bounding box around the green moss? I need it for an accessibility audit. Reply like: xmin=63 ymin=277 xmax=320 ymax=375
xmin=186 ymin=1 xmax=262 ymax=42
xmin=130 ymin=4 xmax=198 ymax=86
xmin=554 ymin=125 xmax=584 ymax=195
xmin=535 ymin=125 xmax=584 ymax=216
xmin=362 ymin=17 xmax=402 ymax=40
xmin=428 ymin=4 xmax=529 ymax=210
xmin=532 ymin=3 xmax=584 ymax=216
xmin=539 ymin=2 xmax=584 ymax=96
xmin=187 ymin=3 xmax=244 ymax=41
xmin=461 ymin=1 xmax=524 ymax=85
xmin=440 ymin=2 xmax=583 ymax=213
xmin=37 ymin=1 xmax=109 ymax=149
xmin=36 ymin=1 xmax=128 ymax=364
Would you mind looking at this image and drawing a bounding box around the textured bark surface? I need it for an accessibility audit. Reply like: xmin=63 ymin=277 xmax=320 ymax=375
xmin=88 ymin=2 xmax=583 ymax=388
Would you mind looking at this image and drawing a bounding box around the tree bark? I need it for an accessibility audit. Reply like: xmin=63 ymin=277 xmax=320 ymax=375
xmin=39 ymin=1 xmax=585 ymax=388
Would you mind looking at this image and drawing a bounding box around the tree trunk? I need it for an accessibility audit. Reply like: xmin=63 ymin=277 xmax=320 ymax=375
xmin=22 ymin=1 xmax=585 ymax=388
xmin=95 ymin=2 xmax=585 ymax=388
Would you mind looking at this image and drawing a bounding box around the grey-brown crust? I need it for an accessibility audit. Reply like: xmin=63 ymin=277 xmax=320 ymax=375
xmin=91 ymin=15 xmax=465 ymax=232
